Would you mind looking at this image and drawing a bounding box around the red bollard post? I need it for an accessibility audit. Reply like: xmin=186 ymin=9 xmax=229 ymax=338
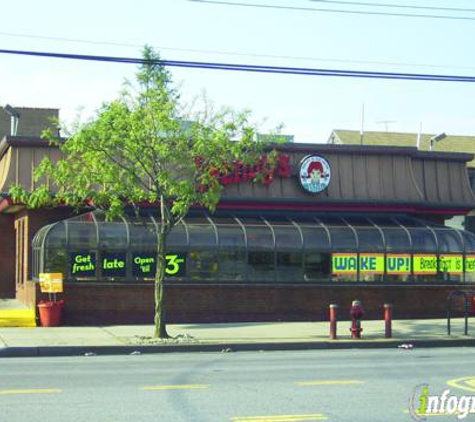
xmin=329 ymin=304 xmax=338 ymax=340
xmin=384 ymin=303 xmax=392 ymax=339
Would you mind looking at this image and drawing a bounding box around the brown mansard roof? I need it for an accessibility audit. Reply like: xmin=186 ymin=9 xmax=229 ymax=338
xmin=329 ymin=129 xmax=475 ymax=167
xmin=0 ymin=138 xmax=474 ymax=216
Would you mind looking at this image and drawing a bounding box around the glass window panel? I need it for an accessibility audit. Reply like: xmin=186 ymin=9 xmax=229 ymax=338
xmin=368 ymin=216 xmax=399 ymax=227
xmin=99 ymin=222 xmax=128 ymax=248
xmin=32 ymin=227 xmax=41 ymax=249
xmin=437 ymin=271 xmax=463 ymax=283
xmin=408 ymin=228 xmax=437 ymax=253
xmin=303 ymin=253 xmax=331 ymax=282
xmin=277 ymin=252 xmax=303 ymax=282
xmin=248 ymin=251 xmax=275 ymax=281
xmin=332 ymin=272 xmax=357 ymax=282
xmin=68 ymin=222 xmax=98 ymax=248
xmin=329 ymin=227 xmax=357 ymax=251
xmin=273 ymin=225 xmax=302 ymax=251
xmin=344 ymin=216 xmax=371 ymax=226
xmin=241 ymin=217 xmax=270 ymax=226
xmin=44 ymin=249 xmax=68 ymax=275
xmin=185 ymin=215 xmax=210 ymax=225
xmin=245 ymin=223 xmax=274 ymax=250
xmin=462 ymin=231 xmax=475 ymax=253
xmin=218 ymin=251 xmax=246 ymax=282
xmin=212 ymin=216 xmax=239 ymax=225
xmin=217 ymin=224 xmax=245 ymax=248
xmin=394 ymin=217 xmax=421 ymax=228
xmin=216 ymin=219 xmax=246 ymax=280
xmin=291 ymin=216 xmax=316 ymax=224
xmin=414 ymin=274 xmax=437 ymax=284
xmin=317 ymin=216 xmax=345 ymax=225
xmin=44 ymin=223 xmax=67 ymax=248
xmin=188 ymin=250 xmax=218 ymax=281
xmin=382 ymin=228 xmax=410 ymax=252
xmin=412 ymin=274 xmax=434 ymax=283
xmin=385 ymin=273 xmax=411 ymax=283
xmin=435 ymin=229 xmax=463 ymax=253
xmin=359 ymin=272 xmax=384 ymax=283
xmin=300 ymin=226 xmax=330 ymax=251
xmin=188 ymin=223 xmax=217 ymax=248
xmin=129 ymin=219 xmax=157 ymax=248
xmin=167 ymin=223 xmax=188 ymax=248
xmin=354 ymin=227 xmax=384 ymax=252
xmin=33 ymin=248 xmax=40 ymax=279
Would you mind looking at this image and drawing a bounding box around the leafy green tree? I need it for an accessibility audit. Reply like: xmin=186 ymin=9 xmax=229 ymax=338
xmin=10 ymin=47 xmax=278 ymax=338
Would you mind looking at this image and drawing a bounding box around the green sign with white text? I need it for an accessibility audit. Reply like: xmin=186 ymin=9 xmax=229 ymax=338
xmin=101 ymin=253 xmax=126 ymax=277
xmin=132 ymin=253 xmax=186 ymax=278
xmin=70 ymin=252 xmax=96 ymax=277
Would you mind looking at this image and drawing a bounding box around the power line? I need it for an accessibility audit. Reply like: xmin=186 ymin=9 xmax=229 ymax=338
xmin=2 ymin=30 xmax=475 ymax=72
xmin=310 ymin=0 xmax=475 ymax=13
xmin=1 ymin=48 xmax=475 ymax=83
xmin=0 ymin=31 xmax=142 ymax=49
xmin=188 ymin=0 xmax=475 ymax=20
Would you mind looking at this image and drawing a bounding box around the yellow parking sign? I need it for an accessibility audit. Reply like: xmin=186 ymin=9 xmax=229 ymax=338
xmin=39 ymin=273 xmax=64 ymax=293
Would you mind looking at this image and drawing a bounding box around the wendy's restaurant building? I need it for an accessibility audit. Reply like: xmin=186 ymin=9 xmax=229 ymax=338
xmin=1 ymin=111 xmax=475 ymax=325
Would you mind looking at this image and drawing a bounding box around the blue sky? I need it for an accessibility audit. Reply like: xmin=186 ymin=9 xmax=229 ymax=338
xmin=1 ymin=0 xmax=475 ymax=142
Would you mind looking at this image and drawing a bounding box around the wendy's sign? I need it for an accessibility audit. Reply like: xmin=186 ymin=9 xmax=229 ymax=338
xmin=197 ymin=154 xmax=291 ymax=189
xmin=299 ymin=155 xmax=331 ymax=193
xmin=220 ymin=154 xmax=291 ymax=186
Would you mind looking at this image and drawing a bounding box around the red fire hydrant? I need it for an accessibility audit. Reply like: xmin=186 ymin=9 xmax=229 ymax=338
xmin=350 ymin=300 xmax=364 ymax=339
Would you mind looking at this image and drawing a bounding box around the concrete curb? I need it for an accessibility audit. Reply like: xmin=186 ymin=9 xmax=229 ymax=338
xmin=1 ymin=338 xmax=475 ymax=357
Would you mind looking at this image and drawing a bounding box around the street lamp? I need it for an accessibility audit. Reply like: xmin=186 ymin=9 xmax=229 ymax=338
xmin=429 ymin=132 xmax=447 ymax=151
xmin=3 ymin=104 xmax=20 ymax=136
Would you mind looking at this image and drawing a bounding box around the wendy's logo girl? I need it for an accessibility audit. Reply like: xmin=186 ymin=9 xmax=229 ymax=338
xmin=299 ymin=155 xmax=331 ymax=193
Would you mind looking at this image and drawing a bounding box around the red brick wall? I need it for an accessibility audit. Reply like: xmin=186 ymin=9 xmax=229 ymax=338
xmin=0 ymin=214 xmax=15 ymax=297
xmin=36 ymin=282 xmax=473 ymax=325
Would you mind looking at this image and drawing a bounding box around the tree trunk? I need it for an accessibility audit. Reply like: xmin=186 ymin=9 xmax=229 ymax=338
xmin=154 ymin=201 xmax=169 ymax=339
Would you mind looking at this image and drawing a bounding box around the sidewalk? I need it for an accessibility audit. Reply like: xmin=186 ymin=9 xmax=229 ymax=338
xmin=0 ymin=318 xmax=474 ymax=357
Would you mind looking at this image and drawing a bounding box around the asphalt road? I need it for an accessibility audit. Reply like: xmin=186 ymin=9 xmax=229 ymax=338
xmin=1 ymin=347 xmax=475 ymax=422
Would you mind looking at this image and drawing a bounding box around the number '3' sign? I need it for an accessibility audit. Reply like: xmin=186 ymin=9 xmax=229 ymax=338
xmin=165 ymin=254 xmax=185 ymax=276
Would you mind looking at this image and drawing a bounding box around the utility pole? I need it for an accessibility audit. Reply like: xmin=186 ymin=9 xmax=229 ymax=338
xmin=360 ymin=103 xmax=365 ymax=145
